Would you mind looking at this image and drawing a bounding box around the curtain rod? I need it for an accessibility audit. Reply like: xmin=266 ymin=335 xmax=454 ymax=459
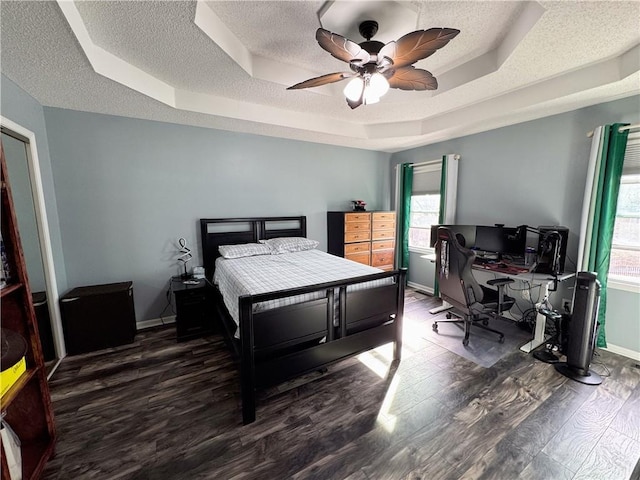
xmin=586 ymin=123 xmax=640 ymax=138
xmin=411 ymin=159 xmax=442 ymax=167
xmin=410 ymin=155 xmax=461 ymax=167
xmin=620 ymin=123 xmax=640 ymax=133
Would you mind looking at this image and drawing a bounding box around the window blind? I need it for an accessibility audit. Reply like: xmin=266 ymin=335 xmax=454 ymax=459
xmin=622 ymin=133 xmax=640 ymax=176
xmin=412 ymin=161 xmax=442 ymax=194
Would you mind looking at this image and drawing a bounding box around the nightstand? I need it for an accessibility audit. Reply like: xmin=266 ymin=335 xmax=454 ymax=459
xmin=171 ymin=278 xmax=214 ymax=342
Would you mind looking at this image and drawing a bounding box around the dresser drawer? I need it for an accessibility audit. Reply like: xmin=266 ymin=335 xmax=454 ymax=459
xmin=345 ymin=212 xmax=371 ymax=223
xmin=345 ymin=242 xmax=370 ymax=254
xmin=372 ymin=220 xmax=396 ymax=231
xmin=373 ymin=212 xmax=396 ymax=222
xmin=372 ymin=251 xmax=394 ymax=268
xmin=345 ymin=231 xmax=371 ymax=243
xmin=346 ymin=251 xmax=370 ymax=265
xmin=371 ymin=229 xmax=395 ymax=240
xmin=345 ymin=221 xmax=371 ymax=233
xmin=372 ymin=239 xmax=395 ymax=251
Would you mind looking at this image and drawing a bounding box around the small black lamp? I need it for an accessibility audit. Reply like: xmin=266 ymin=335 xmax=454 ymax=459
xmin=177 ymin=238 xmax=192 ymax=279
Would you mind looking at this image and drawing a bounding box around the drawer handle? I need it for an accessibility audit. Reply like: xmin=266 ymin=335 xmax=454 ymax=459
xmin=61 ymin=297 xmax=80 ymax=303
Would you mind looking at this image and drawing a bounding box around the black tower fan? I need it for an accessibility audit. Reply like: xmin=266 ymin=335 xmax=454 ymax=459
xmin=555 ymin=271 xmax=602 ymax=385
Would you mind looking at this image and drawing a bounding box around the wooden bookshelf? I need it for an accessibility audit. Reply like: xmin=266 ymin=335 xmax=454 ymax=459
xmin=1 ymin=140 xmax=56 ymax=479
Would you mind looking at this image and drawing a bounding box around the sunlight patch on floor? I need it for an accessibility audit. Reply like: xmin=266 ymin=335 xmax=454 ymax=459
xmin=356 ymin=349 xmax=401 ymax=433
xmin=376 ymin=373 xmax=400 ymax=433
xmin=357 ymin=350 xmax=390 ymax=378
xmin=402 ymin=319 xmax=428 ymax=350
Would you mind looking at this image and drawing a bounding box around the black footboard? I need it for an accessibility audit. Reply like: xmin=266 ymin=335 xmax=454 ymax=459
xmin=238 ymin=269 xmax=406 ymax=424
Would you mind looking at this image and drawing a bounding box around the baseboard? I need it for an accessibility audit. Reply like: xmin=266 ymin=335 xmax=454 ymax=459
xmin=602 ymin=343 xmax=640 ymax=361
xmin=137 ymin=315 xmax=175 ymax=331
xmin=407 ymin=281 xmax=434 ymax=296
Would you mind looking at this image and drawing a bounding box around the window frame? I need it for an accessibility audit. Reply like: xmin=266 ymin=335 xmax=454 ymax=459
xmin=408 ymin=192 xmax=441 ymax=255
xmin=609 ymin=134 xmax=640 ymax=292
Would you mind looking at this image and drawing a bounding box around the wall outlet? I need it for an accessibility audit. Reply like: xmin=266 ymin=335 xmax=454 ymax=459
xmin=562 ymin=298 xmax=572 ymax=313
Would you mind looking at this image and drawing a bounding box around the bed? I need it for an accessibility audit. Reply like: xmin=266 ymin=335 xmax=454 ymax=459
xmin=200 ymin=216 xmax=406 ymax=424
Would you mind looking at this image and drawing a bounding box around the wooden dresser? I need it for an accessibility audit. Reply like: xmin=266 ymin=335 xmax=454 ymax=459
xmin=327 ymin=211 xmax=396 ymax=271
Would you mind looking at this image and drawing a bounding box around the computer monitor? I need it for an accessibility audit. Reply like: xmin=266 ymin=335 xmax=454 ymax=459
xmin=474 ymin=225 xmax=506 ymax=253
xmin=503 ymin=225 xmax=527 ymax=256
xmin=430 ymin=225 xmax=477 ymax=248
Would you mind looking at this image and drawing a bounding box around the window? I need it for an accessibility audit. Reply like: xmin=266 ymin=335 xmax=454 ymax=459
xmin=610 ymin=134 xmax=640 ymax=285
xmin=407 ymin=161 xmax=443 ymax=252
xmin=409 ymin=193 xmax=440 ymax=251
xmin=610 ymin=174 xmax=640 ymax=283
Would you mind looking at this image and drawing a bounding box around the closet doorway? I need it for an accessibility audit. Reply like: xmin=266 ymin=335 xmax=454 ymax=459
xmin=1 ymin=120 xmax=65 ymax=376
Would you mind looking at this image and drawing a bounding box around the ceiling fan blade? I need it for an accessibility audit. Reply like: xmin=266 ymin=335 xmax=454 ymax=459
xmin=287 ymin=72 xmax=354 ymax=90
xmin=388 ymin=67 xmax=438 ymax=91
xmin=380 ymin=28 xmax=460 ymax=69
xmin=316 ymin=28 xmax=371 ymax=64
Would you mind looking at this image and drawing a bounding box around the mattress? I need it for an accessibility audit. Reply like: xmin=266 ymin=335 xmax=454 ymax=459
xmin=213 ymin=249 xmax=391 ymax=337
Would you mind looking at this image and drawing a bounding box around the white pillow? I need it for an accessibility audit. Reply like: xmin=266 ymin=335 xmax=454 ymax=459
xmin=260 ymin=237 xmax=319 ymax=254
xmin=218 ymin=243 xmax=271 ymax=259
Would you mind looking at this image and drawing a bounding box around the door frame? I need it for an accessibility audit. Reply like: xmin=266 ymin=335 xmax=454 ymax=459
xmin=1 ymin=116 xmax=67 ymax=361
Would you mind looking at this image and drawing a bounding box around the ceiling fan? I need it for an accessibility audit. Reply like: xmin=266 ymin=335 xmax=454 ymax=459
xmin=288 ymin=21 xmax=460 ymax=109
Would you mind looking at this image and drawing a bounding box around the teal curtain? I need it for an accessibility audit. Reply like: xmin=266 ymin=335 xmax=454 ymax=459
xmin=398 ymin=163 xmax=413 ymax=270
xmin=434 ymin=155 xmax=448 ymax=297
xmin=584 ymin=123 xmax=629 ymax=348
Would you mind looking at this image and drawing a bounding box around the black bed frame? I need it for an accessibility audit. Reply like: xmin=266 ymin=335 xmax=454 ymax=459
xmin=200 ymin=216 xmax=406 ymax=424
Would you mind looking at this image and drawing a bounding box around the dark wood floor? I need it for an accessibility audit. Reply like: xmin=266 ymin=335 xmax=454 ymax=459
xmin=42 ymin=290 xmax=640 ymax=479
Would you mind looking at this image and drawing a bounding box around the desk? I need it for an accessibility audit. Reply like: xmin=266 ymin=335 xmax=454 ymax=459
xmin=472 ymin=265 xmax=575 ymax=353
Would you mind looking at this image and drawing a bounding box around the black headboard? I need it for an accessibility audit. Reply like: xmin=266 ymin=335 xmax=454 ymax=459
xmin=199 ymin=216 xmax=307 ymax=280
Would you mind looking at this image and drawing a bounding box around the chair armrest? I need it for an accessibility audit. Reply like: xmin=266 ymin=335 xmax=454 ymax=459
xmin=487 ymin=278 xmax=515 ymax=287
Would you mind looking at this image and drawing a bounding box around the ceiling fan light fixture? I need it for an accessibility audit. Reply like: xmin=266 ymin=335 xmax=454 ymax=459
xmin=368 ymin=73 xmax=389 ymax=98
xmin=343 ymin=77 xmax=365 ymax=102
xmin=363 ymin=92 xmax=380 ymax=105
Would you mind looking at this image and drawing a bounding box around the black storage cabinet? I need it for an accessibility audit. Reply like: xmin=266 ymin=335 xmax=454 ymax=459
xmin=60 ymin=281 xmax=136 ymax=355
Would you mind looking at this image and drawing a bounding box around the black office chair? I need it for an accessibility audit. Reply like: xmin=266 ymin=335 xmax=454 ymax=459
xmin=433 ymin=227 xmax=515 ymax=346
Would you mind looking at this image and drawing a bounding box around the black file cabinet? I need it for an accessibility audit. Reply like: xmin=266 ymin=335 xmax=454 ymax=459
xmin=60 ymin=281 xmax=136 ymax=355
xmin=172 ymin=278 xmax=213 ymax=342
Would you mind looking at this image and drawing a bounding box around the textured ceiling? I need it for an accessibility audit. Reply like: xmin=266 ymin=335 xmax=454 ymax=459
xmin=1 ymin=1 xmax=639 ymax=152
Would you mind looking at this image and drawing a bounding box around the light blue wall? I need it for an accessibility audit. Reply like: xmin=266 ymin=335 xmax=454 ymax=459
xmin=390 ymin=95 xmax=640 ymax=353
xmin=43 ymin=108 xmax=391 ymax=322
xmin=1 ymin=74 xmax=68 ymax=294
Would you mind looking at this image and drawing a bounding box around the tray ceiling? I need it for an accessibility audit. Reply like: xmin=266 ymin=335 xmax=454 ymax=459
xmin=1 ymin=1 xmax=639 ymax=152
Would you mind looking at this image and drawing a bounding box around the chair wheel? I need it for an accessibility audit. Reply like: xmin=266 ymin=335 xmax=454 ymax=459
xmin=446 ymin=313 xmax=453 ymax=319
xmin=463 ymin=338 xmax=469 ymax=346
xmin=432 ymin=323 xmax=438 ymax=332
xmin=499 ymin=336 xmax=505 ymax=344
